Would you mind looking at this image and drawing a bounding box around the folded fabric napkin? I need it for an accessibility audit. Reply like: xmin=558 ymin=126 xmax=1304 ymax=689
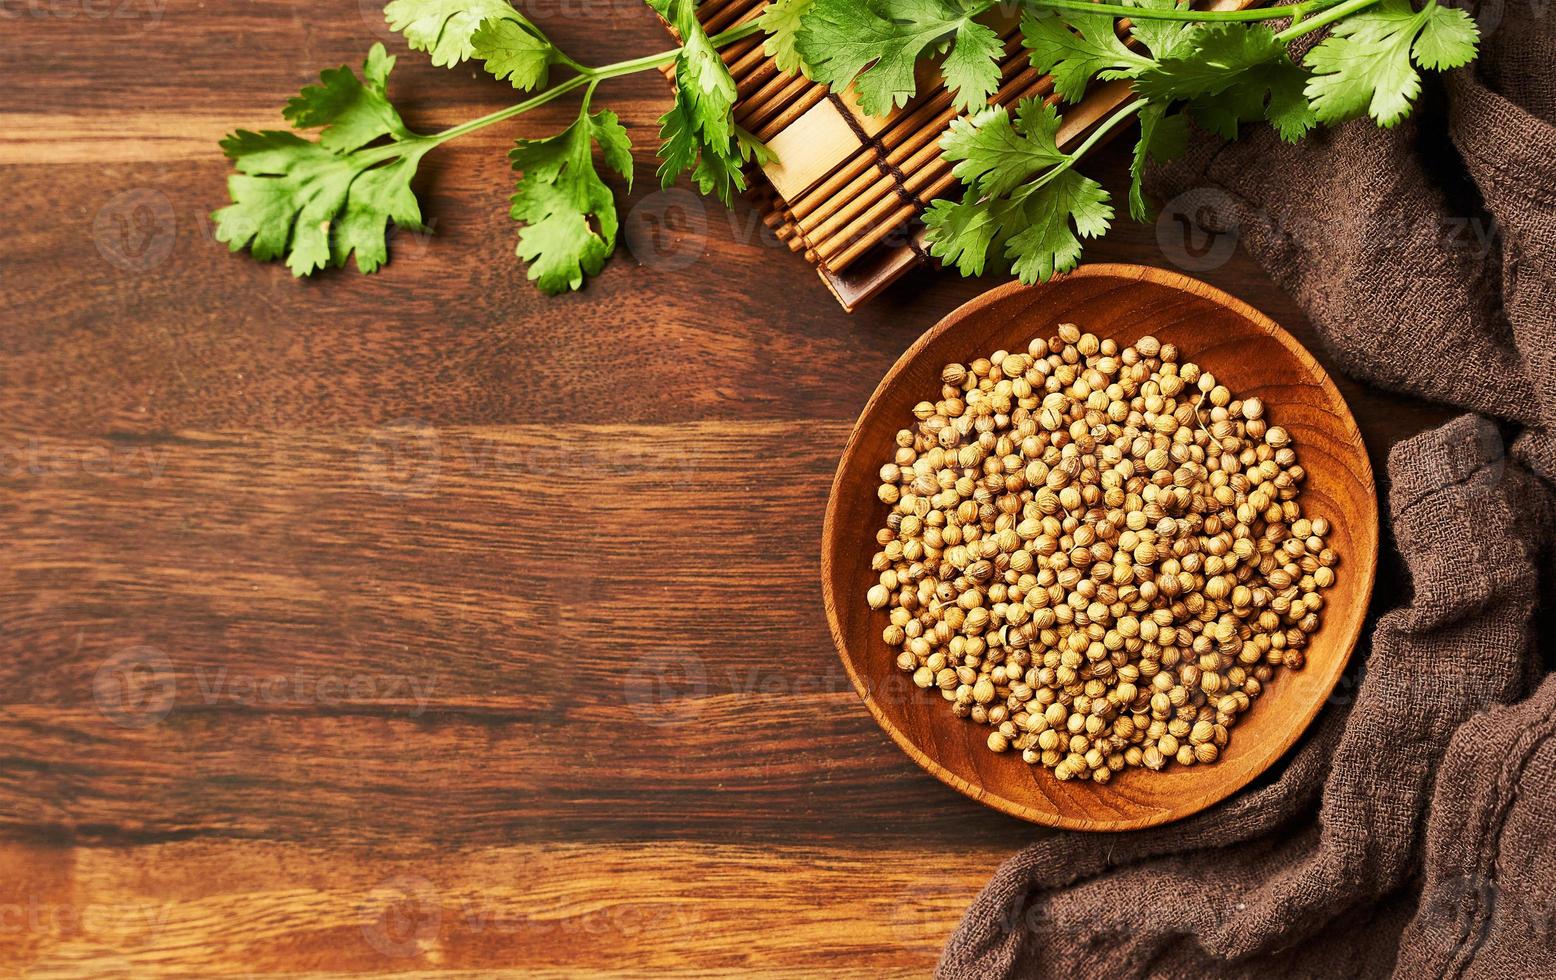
xmin=938 ymin=3 xmax=1556 ymax=976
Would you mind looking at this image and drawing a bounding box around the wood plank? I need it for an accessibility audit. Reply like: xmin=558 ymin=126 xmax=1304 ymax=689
xmin=0 ymin=0 xmax=672 ymax=115
xmin=1 ymin=423 xmax=837 ymax=702
xmin=0 ymin=698 xmax=1043 ymax=845
xmin=0 ymin=838 xmax=1000 ymax=975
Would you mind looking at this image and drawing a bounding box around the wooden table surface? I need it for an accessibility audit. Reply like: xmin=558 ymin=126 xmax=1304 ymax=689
xmin=1 ymin=2 xmax=1448 ymax=975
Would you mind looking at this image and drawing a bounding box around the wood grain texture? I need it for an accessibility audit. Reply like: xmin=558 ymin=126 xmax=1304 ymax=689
xmin=0 ymin=1 xmax=1448 ymax=973
xmin=0 ymin=838 xmax=1000 ymax=975
xmin=822 ymin=268 xmax=1378 ymax=830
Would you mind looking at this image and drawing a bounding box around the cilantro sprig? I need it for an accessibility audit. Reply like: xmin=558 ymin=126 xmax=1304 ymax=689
xmin=1304 ymin=0 xmax=1479 ymax=126
xmin=924 ymin=100 xmax=1116 ymax=281
xmin=215 ymin=44 xmax=429 ymax=276
xmin=217 ymin=0 xmax=1481 ymax=294
xmin=216 ymin=0 xmax=763 ymax=293
xmin=650 ymin=0 xmax=754 ymax=204
xmin=880 ymin=0 xmax=1478 ymax=284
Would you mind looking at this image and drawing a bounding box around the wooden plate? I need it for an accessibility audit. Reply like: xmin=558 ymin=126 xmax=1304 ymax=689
xmin=821 ymin=265 xmax=1378 ymax=831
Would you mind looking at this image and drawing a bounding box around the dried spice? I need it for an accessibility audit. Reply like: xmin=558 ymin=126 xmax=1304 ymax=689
xmin=867 ymin=326 xmax=1338 ymax=783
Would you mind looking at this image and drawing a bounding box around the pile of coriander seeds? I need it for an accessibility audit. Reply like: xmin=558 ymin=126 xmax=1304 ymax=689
xmin=866 ymin=324 xmax=1339 ymax=784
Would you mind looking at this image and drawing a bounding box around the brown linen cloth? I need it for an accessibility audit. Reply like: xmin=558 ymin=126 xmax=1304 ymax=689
xmin=938 ymin=3 xmax=1556 ymax=977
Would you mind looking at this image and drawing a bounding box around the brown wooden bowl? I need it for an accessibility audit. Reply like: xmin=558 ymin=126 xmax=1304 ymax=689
xmin=821 ymin=265 xmax=1378 ymax=831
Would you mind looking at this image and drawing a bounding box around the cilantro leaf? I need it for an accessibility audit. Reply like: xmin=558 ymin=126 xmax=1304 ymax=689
xmin=508 ymin=108 xmax=633 ymax=294
xmin=923 ymin=196 xmax=1001 ymax=276
xmin=1127 ymin=103 xmax=1187 ymax=221
xmin=1132 ymin=23 xmax=1283 ymax=102
xmin=386 ymin=0 xmax=562 ymax=87
xmin=1304 ymin=0 xmax=1478 ymax=128
xmin=924 ymin=98 xmax=1113 ymax=284
xmin=1132 ymin=24 xmax=1314 ymax=141
xmin=384 ymin=0 xmax=523 ymax=67
xmin=942 ymin=18 xmax=1004 ymax=110
xmin=1411 ymin=1 xmax=1480 ymax=69
xmin=760 ymin=0 xmax=815 ymax=78
xmin=1021 ymin=7 xmax=1148 ymax=103
xmin=796 ymin=0 xmax=1005 ymax=116
xmin=1260 ymin=61 xmax=1319 ymax=141
xmin=926 ymin=174 xmax=1112 ymax=283
xmin=470 ymin=15 xmax=556 ymax=90
xmin=214 ymin=44 xmax=428 ymax=276
xmin=282 ymin=43 xmax=413 ymax=153
xmin=1124 ymin=0 xmax=1199 ymax=61
xmin=941 ymin=100 xmax=1068 ymax=198
xmin=1005 ymin=169 xmax=1112 ymax=282
xmin=1188 ymin=58 xmax=1315 ymax=141
xmin=735 ymin=126 xmax=777 ymax=166
xmin=650 ymin=0 xmax=748 ymax=204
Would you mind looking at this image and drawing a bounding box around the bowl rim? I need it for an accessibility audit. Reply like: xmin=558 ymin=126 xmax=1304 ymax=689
xmin=820 ymin=264 xmax=1379 ymax=830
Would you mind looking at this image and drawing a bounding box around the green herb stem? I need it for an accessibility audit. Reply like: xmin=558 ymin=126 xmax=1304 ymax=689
xmin=1274 ymin=0 xmax=1384 ymax=38
xmin=427 ymin=73 xmax=591 ymax=146
xmin=1024 ymin=0 xmax=1347 ymax=22
xmin=1031 ymin=99 xmax=1145 ymax=191
xmin=1071 ymin=99 xmax=1146 ymax=163
xmin=382 ymin=18 xmax=765 ymax=156
xmin=580 ymin=20 xmax=765 ymax=77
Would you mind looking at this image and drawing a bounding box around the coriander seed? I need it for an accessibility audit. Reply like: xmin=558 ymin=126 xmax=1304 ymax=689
xmin=865 ymin=325 xmax=1340 ymax=782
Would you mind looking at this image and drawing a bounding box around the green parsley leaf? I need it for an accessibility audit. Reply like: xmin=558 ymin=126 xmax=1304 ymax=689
xmin=470 ymin=15 xmax=556 ymax=90
xmin=214 ymin=44 xmax=428 ymax=276
xmin=1021 ymin=7 xmax=1148 ymax=103
xmin=760 ymin=0 xmax=815 ymax=78
xmin=1304 ymin=0 xmax=1478 ymax=127
xmin=796 ymin=0 xmax=1004 ymax=116
xmin=650 ymin=0 xmax=748 ymax=204
xmin=384 ymin=0 xmax=522 ymax=67
xmin=924 ymin=98 xmax=1113 ymax=284
xmin=508 ymin=108 xmax=633 ymax=294
xmin=1127 ymin=103 xmax=1187 ymax=221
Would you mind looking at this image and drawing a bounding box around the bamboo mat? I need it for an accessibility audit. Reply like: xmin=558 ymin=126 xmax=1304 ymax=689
xmin=665 ymin=0 xmax=1254 ymax=311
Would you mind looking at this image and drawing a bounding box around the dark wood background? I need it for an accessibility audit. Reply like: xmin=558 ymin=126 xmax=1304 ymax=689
xmin=0 ymin=1 xmax=1446 ymax=974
